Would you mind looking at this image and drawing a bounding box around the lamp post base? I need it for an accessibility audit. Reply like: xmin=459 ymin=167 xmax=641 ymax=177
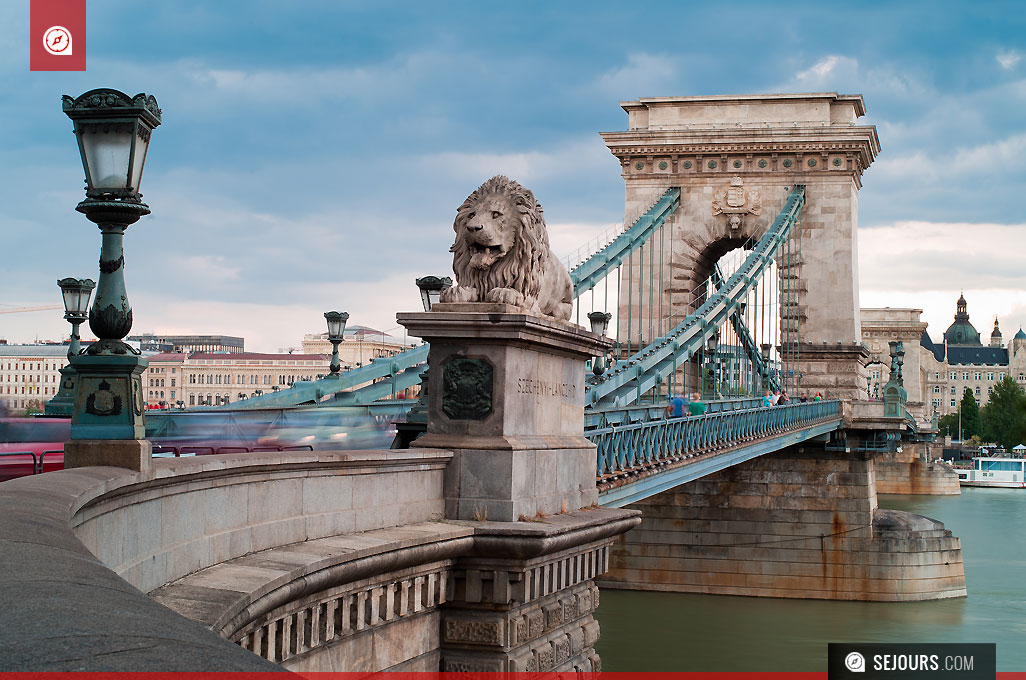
xmin=64 ymin=439 xmax=152 ymax=472
xmin=44 ymin=365 xmax=77 ymax=416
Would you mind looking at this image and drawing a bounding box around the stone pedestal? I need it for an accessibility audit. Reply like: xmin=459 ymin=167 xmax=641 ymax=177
xmin=398 ymin=303 xmax=612 ymax=522
xmin=798 ymin=343 xmax=870 ymax=403
xmin=67 ymin=351 xmax=150 ymax=470
xmin=64 ymin=438 xmax=152 ymax=471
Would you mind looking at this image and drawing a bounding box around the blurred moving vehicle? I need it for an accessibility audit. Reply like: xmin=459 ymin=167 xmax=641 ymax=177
xmin=0 ymin=407 xmax=399 ymax=482
xmin=0 ymin=417 xmax=70 ymax=483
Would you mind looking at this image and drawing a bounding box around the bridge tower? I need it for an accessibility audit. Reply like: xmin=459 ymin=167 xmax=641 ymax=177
xmin=602 ymin=93 xmax=880 ymax=402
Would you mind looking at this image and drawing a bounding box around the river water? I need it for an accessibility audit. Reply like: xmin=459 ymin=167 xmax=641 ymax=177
xmin=594 ymin=488 xmax=1026 ymax=672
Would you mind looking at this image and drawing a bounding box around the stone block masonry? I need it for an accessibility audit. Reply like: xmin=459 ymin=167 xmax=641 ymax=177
xmin=601 ymin=445 xmax=965 ymax=601
xmin=875 ymin=443 xmax=960 ymax=495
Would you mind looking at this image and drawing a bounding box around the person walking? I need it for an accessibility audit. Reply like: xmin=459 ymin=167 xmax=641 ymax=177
xmin=778 ymin=390 xmax=790 ymax=405
xmin=762 ymin=390 xmax=774 ymax=407
xmin=770 ymin=390 xmax=781 ymax=406
xmin=666 ymin=394 xmax=687 ymax=418
xmin=813 ymin=391 xmax=823 ymax=401
xmin=688 ymin=391 xmax=707 ymax=416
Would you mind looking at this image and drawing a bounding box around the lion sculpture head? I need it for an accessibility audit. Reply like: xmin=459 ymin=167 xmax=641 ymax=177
xmin=440 ymin=176 xmax=573 ymax=321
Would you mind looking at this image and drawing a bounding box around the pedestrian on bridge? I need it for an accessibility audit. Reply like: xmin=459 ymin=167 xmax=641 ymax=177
xmin=778 ymin=390 xmax=790 ymax=405
xmin=688 ymin=392 xmax=707 ymax=416
xmin=666 ymin=394 xmax=688 ymax=418
xmin=763 ymin=390 xmax=774 ymax=407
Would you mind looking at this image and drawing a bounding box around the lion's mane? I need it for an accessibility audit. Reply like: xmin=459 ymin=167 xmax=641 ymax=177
xmin=449 ymin=175 xmax=549 ymax=301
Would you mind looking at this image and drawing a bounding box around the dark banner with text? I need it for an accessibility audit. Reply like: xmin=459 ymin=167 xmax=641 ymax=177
xmin=829 ymin=643 xmax=996 ymax=679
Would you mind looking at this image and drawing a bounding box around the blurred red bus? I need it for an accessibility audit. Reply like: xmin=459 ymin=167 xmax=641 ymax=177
xmin=0 ymin=417 xmax=70 ymax=483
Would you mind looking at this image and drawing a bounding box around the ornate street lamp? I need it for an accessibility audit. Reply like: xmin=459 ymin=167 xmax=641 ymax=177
xmin=416 ymin=276 xmax=452 ymax=312
xmin=587 ymin=311 xmax=612 ymax=376
xmin=704 ymin=332 xmax=720 ymax=399
xmin=61 ymin=89 xmax=161 ymax=467
xmin=46 ymin=277 xmax=96 ymax=416
xmin=760 ymin=342 xmax=771 ymax=390
xmin=324 ymin=311 xmax=349 ymax=375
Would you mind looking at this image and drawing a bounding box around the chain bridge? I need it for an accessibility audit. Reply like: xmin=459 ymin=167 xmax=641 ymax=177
xmin=0 ymin=93 xmax=965 ymax=673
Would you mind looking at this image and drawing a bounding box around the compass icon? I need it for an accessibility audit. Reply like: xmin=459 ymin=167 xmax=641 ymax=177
xmin=43 ymin=26 xmax=73 ymax=56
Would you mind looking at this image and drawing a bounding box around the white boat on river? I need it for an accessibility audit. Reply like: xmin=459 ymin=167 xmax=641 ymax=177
xmin=956 ymin=456 xmax=1026 ymax=488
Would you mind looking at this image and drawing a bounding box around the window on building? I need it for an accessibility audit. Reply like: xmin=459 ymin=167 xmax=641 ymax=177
xmin=171 ymin=379 xmax=175 ymax=387
xmin=963 ymin=372 xmax=970 ymax=380
xmin=951 ymin=399 xmax=956 ymax=406
xmin=872 ymin=370 xmax=880 ymax=380
xmin=988 ymin=386 xmax=994 ymax=395
xmin=975 ymin=386 xmax=981 ymax=395
xmin=950 ymin=371 xmax=956 ymax=380
xmin=951 ymin=386 xmax=956 ymax=394
xmin=987 ymin=372 xmax=994 ymax=381
xmin=189 ymin=395 xmax=195 ymax=405
xmin=933 ymin=386 xmax=940 ymax=393
xmin=974 ymin=372 xmax=982 ymax=381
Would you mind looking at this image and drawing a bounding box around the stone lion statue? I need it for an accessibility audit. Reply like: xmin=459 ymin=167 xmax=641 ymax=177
xmin=441 ymin=175 xmax=573 ymax=321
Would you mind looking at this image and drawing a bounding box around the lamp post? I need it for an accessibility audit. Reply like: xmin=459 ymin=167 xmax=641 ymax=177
xmin=61 ymin=88 xmax=161 ymax=471
xmin=759 ymin=342 xmax=771 ymax=391
xmin=415 ymin=276 xmax=452 ymax=313
xmin=394 ymin=276 xmax=451 ymax=448
xmin=324 ymin=311 xmax=349 ymax=375
xmin=46 ymin=277 xmax=95 ymax=416
xmin=705 ymin=332 xmax=720 ymax=400
xmin=587 ymin=311 xmax=612 ymax=376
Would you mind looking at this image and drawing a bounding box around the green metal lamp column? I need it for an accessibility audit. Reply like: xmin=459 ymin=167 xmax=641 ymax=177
xmin=61 ymin=88 xmax=161 ymax=470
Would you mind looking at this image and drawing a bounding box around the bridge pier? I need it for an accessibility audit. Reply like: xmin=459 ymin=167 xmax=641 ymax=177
xmin=601 ymin=443 xmax=966 ymax=601
xmin=875 ymin=442 xmax=960 ymax=495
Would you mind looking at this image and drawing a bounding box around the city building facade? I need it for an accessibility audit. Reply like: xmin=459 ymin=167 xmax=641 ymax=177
xmin=0 ymin=345 xmax=71 ymax=413
xmin=142 ymin=352 xmax=331 ymax=408
xmin=301 ymin=325 xmax=417 ymax=371
xmin=861 ymin=296 xmax=1026 ymax=423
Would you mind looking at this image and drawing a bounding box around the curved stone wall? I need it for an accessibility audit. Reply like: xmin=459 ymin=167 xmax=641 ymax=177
xmin=0 ymin=449 xmax=451 ymax=671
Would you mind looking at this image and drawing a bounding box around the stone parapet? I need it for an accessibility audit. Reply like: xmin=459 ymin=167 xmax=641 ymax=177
xmin=602 ymin=445 xmax=966 ymax=601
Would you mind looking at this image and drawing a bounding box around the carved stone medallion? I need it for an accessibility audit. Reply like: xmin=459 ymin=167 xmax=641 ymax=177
xmin=712 ymin=176 xmax=761 ymax=232
xmin=442 ymin=358 xmax=493 ymax=420
xmin=85 ymin=379 xmax=122 ymax=417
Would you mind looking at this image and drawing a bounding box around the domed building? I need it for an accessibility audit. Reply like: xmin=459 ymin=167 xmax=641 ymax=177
xmin=942 ymin=293 xmax=981 ymax=346
xmin=861 ymin=294 xmax=1026 ymax=423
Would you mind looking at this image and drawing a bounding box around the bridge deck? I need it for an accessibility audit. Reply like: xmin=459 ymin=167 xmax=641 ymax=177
xmin=594 ymin=400 xmax=843 ymax=507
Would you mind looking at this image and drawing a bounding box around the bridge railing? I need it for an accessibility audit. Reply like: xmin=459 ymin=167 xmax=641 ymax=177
xmin=592 ymin=399 xmax=841 ymax=479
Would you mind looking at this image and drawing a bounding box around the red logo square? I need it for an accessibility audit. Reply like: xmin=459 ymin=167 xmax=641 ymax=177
xmin=30 ymin=0 xmax=86 ymax=71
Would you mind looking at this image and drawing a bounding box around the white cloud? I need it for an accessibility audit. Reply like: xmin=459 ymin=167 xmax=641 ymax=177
xmin=997 ymin=50 xmax=1022 ymax=70
xmin=418 ymin=137 xmax=613 ymax=185
xmin=859 ymin=220 xmax=1026 ymax=341
xmin=795 ymin=55 xmax=858 ymax=85
xmin=595 ymin=53 xmax=681 ymax=99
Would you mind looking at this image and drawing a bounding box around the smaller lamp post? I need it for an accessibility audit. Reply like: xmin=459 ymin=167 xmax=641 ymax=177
xmin=705 ymin=332 xmax=720 ymax=399
xmin=324 ymin=311 xmax=349 ymax=375
xmin=395 ymin=276 xmax=451 ymax=448
xmin=587 ymin=311 xmax=612 ymax=376
xmin=759 ymin=342 xmax=771 ymax=391
xmin=415 ymin=276 xmax=452 ymax=312
xmin=46 ymin=278 xmax=95 ymax=416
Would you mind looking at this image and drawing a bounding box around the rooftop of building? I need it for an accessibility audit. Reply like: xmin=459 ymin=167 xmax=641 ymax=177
xmin=947 ymin=345 xmax=1008 ymax=366
xmin=188 ymin=352 xmax=326 ymax=362
xmin=0 ymin=345 xmax=76 ymax=357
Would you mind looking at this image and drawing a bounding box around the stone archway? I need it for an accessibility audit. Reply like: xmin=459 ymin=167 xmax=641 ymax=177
xmin=603 ymin=93 xmax=880 ymax=402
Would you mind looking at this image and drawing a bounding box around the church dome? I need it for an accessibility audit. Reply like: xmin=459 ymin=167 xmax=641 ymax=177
xmin=1016 ymin=328 xmax=1026 ymax=341
xmin=943 ymin=292 xmax=981 ymax=345
xmin=992 ymin=318 xmax=1002 ymax=338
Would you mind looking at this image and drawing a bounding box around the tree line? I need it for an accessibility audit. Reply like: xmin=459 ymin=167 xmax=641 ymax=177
xmin=937 ymin=376 xmax=1026 ymax=450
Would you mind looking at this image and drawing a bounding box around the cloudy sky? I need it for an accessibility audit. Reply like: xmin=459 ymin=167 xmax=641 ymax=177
xmin=1 ymin=1 xmax=1025 ymax=351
